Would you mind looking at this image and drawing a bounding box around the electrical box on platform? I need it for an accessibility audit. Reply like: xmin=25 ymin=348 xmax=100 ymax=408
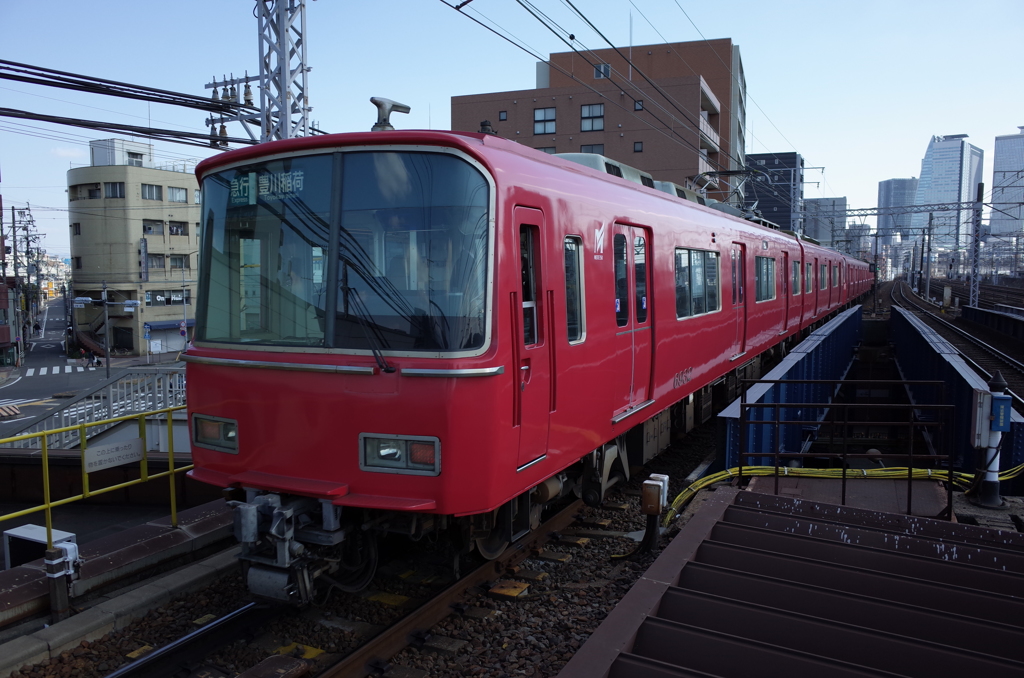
xmin=3 ymin=525 xmax=76 ymax=570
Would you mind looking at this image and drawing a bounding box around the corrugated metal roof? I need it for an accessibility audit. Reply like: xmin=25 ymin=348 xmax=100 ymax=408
xmin=560 ymin=486 xmax=1024 ymax=678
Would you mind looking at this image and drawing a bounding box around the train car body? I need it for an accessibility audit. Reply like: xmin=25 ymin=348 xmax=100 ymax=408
xmin=186 ymin=129 xmax=869 ymax=601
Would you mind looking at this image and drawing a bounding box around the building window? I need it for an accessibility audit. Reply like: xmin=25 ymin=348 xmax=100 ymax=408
xmin=581 ymin=104 xmax=604 ymax=132
xmin=74 ymin=257 xmax=82 ymax=269
xmin=145 ymin=291 xmax=152 ymax=307
xmin=71 ymin=223 xmax=81 ymax=236
xmin=634 ymin=100 xmax=643 ymax=111
xmin=498 ymin=110 xmax=507 ymax=121
xmin=755 ymin=256 xmax=776 ymax=302
xmin=536 ymin=147 xmax=556 ymax=154
xmin=147 ymin=253 xmax=165 ymax=269
xmin=104 ymin=182 xmax=125 ymax=199
xmin=194 ymin=189 xmax=202 ymax=204
xmin=127 ymin=152 xmax=143 ymax=167
xmin=533 ymin=107 xmax=555 ymax=135
xmin=168 ymin=221 xmax=188 ymax=236
xmin=167 ymin=291 xmax=186 ymax=306
xmin=141 ymin=184 xmax=162 ymax=201
xmin=581 ymin=144 xmax=604 ymax=154
xmin=143 ymin=220 xmax=164 ymax=235
xmin=564 ymin=236 xmax=584 ymax=342
xmin=87 ymin=187 xmax=101 ymax=199
xmin=167 ymin=187 xmax=187 ymax=203
xmin=675 ymin=249 xmax=720 ymax=318
xmin=170 ymin=254 xmax=190 ymax=270
xmin=594 ymin=63 xmax=610 ymax=79
xmin=634 ymin=142 xmax=643 ymax=153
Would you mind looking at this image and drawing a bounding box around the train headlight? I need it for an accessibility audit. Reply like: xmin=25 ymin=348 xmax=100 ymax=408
xmin=192 ymin=415 xmax=238 ymax=453
xmin=360 ymin=434 xmax=440 ymax=476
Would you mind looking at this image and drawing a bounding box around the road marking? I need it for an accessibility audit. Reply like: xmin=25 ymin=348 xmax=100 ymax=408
xmin=40 ymin=367 xmax=48 ymax=376
xmin=26 ymin=368 xmax=34 ymax=377
xmin=65 ymin=366 xmax=71 ymax=373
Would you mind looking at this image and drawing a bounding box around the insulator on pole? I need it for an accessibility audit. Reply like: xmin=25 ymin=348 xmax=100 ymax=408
xmin=229 ymin=85 xmax=237 ymax=101
xmin=243 ymin=82 xmax=253 ymax=106
xmin=211 ymin=87 xmax=219 ymax=100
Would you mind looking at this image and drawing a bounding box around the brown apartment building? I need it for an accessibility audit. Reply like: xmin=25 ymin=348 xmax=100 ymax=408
xmin=451 ymin=38 xmax=746 ymax=203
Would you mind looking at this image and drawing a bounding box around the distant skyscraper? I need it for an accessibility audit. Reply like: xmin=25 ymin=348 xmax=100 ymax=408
xmin=744 ymin=152 xmax=804 ymax=232
xmin=990 ymin=127 xmax=1024 ymax=237
xmin=909 ymin=134 xmax=984 ymax=254
xmin=803 ymin=197 xmax=847 ymax=247
xmin=877 ymin=178 xmax=919 ymax=246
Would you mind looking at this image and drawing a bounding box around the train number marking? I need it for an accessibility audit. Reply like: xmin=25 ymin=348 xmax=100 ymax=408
xmin=673 ymin=367 xmax=693 ymax=389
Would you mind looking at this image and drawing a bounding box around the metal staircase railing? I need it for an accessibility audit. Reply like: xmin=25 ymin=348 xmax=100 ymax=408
xmin=0 ymin=366 xmax=186 ymax=450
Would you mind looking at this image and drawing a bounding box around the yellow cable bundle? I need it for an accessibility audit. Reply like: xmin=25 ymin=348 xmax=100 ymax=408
xmin=662 ymin=463 xmax=1024 ymax=525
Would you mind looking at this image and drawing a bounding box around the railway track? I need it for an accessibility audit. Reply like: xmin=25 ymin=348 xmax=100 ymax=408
xmin=891 ymin=281 xmax=1024 ymax=411
xmin=924 ymin=278 xmax=1024 ymax=312
xmin=104 ymin=498 xmax=587 ymax=678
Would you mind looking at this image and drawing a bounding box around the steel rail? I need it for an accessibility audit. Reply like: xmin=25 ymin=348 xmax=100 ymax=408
xmin=892 ymin=283 xmax=1024 ymax=410
xmin=320 ymin=499 xmax=585 ymax=678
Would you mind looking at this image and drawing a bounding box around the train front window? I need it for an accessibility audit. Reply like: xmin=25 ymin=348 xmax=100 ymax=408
xmin=199 ymin=154 xmax=331 ymax=346
xmin=337 ymin=152 xmax=489 ymax=352
xmin=199 ymin=150 xmax=490 ymax=352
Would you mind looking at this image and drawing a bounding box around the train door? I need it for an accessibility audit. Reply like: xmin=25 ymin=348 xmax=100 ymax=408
xmin=812 ymin=257 xmax=820 ymax=316
xmin=611 ymin=225 xmax=653 ymax=417
xmin=514 ymin=208 xmax=550 ymax=468
xmin=782 ymin=251 xmax=791 ymax=331
xmin=730 ymin=243 xmax=747 ymax=359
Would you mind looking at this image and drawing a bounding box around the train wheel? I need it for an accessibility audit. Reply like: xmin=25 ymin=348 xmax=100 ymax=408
xmin=331 ymin=530 xmax=378 ymax=592
xmin=475 ymin=531 xmax=508 ymax=560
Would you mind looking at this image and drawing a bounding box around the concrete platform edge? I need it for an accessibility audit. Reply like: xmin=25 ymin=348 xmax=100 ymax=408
xmin=0 ymin=546 xmax=241 ymax=678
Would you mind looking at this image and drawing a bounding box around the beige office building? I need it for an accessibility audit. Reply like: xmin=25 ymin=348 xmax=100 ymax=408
xmin=68 ymin=140 xmax=200 ymax=356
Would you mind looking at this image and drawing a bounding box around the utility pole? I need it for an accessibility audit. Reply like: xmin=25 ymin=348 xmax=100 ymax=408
xmin=925 ymin=213 xmax=933 ymax=301
xmin=102 ymin=280 xmax=110 ymax=380
xmin=204 ymin=0 xmax=312 ymax=143
xmin=969 ymin=183 xmax=984 ymax=308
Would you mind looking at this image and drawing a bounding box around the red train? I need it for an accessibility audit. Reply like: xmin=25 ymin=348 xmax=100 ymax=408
xmin=186 ymin=125 xmax=871 ymax=601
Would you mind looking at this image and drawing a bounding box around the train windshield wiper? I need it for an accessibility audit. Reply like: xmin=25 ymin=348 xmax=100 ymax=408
xmin=345 ymin=287 xmax=396 ymax=374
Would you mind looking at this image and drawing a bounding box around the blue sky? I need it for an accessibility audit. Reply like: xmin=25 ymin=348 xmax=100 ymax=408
xmin=2 ymin=0 xmax=1021 ymax=257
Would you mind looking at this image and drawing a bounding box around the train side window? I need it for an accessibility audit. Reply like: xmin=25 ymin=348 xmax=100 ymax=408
xmin=820 ymin=264 xmax=828 ymax=290
xmin=675 ymin=248 xmax=719 ymax=319
xmin=520 ymin=226 xmax=539 ymax=345
xmin=634 ymin=235 xmax=648 ymax=323
xmin=704 ymin=251 xmax=720 ymax=312
xmin=792 ymin=260 xmax=801 ymax=295
xmin=755 ymin=256 xmax=776 ymax=302
xmin=564 ymin=236 xmax=585 ymax=342
xmin=730 ymin=250 xmax=738 ymax=305
xmin=806 ymin=262 xmax=813 ymax=292
xmin=614 ymin=234 xmax=629 ymax=327
xmin=833 ymin=264 xmax=839 ymax=287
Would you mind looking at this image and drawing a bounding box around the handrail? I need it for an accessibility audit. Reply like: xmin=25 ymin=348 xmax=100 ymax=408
xmin=0 ymin=405 xmax=191 ymax=549
xmin=0 ymin=366 xmax=186 ymax=450
xmin=737 ymin=378 xmax=955 ymax=519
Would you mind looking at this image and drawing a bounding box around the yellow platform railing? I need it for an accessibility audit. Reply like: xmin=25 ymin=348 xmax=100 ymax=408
xmin=0 ymin=405 xmax=191 ymax=549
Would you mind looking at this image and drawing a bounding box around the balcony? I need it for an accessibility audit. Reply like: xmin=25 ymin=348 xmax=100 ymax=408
xmin=699 ymin=116 xmax=720 ymax=153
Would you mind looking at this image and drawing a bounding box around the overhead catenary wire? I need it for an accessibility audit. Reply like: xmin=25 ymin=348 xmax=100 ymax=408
xmin=441 ymin=0 xmax=731 ymax=179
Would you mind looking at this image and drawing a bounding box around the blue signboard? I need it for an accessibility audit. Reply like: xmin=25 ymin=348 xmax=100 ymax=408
xmin=992 ymin=394 xmax=1012 ymax=432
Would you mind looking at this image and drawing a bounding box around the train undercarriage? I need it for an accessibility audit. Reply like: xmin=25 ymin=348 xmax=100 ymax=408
xmin=228 ymin=440 xmax=629 ymax=604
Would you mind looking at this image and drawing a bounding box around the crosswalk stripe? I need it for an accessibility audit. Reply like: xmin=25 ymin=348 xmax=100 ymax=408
xmin=65 ymin=366 xmax=71 ymax=373
xmin=40 ymin=367 xmax=48 ymax=375
xmin=26 ymin=368 xmax=34 ymax=376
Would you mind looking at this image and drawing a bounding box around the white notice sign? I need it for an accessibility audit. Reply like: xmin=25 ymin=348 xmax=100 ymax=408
xmin=84 ymin=438 xmax=144 ymax=473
